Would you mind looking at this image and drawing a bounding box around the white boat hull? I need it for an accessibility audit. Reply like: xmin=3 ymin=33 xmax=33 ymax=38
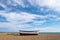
xmin=19 ymin=30 xmax=39 ymax=35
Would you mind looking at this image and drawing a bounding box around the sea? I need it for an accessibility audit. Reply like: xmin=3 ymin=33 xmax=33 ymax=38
xmin=0 ymin=32 xmax=60 ymax=34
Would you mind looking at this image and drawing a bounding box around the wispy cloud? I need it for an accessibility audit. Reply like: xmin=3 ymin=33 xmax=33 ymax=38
xmin=0 ymin=0 xmax=60 ymax=32
xmin=0 ymin=12 xmax=46 ymax=31
xmin=0 ymin=11 xmax=60 ymax=32
xmin=29 ymin=0 xmax=60 ymax=11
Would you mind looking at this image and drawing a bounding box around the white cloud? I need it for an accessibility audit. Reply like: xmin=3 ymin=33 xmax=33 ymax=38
xmin=0 ymin=0 xmax=60 ymax=32
xmin=13 ymin=0 xmax=26 ymax=8
xmin=32 ymin=20 xmax=46 ymax=26
xmin=0 ymin=12 xmax=47 ymax=31
xmin=40 ymin=26 xmax=60 ymax=32
xmin=33 ymin=25 xmax=60 ymax=32
xmin=1 ymin=0 xmax=60 ymax=11
xmin=28 ymin=0 xmax=60 ymax=11
xmin=0 ymin=12 xmax=36 ymax=22
xmin=0 ymin=11 xmax=60 ymax=32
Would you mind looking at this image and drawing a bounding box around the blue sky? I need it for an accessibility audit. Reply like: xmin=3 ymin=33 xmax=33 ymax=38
xmin=0 ymin=0 xmax=60 ymax=32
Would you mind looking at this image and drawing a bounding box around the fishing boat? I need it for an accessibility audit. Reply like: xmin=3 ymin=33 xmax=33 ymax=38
xmin=19 ymin=30 xmax=39 ymax=35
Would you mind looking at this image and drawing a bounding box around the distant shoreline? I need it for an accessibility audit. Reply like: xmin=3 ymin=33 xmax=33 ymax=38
xmin=0 ymin=32 xmax=60 ymax=34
